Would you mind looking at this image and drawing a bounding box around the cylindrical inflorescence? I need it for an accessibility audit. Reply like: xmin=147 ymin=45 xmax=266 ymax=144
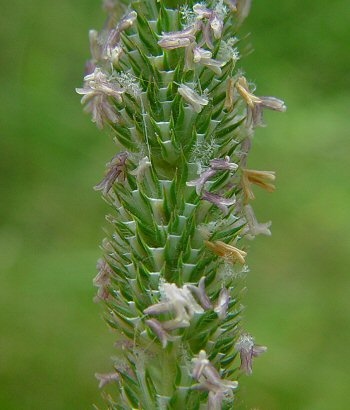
xmin=77 ymin=1 xmax=285 ymax=409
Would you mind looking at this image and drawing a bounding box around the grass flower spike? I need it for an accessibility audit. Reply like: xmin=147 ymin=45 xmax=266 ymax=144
xmin=77 ymin=1 xmax=286 ymax=408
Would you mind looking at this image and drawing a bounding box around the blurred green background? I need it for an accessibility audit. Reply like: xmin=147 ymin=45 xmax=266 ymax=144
xmin=1 ymin=0 xmax=349 ymax=409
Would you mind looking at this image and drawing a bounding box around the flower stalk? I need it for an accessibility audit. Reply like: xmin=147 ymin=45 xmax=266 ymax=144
xmin=77 ymin=1 xmax=286 ymax=408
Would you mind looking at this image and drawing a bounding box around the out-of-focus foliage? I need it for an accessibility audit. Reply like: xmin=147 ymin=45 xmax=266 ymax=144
xmin=0 ymin=0 xmax=349 ymax=409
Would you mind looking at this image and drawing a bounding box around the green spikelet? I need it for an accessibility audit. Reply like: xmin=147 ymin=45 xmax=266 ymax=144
xmin=77 ymin=0 xmax=286 ymax=408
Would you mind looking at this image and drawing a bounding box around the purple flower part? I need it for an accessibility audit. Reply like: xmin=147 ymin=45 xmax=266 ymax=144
xmin=240 ymin=348 xmax=253 ymax=375
xmin=214 ymin=288 xmax=230 ymax=319
xmin=193 ymin=47 xmax=225 ymax=75
xmin=208 ymin=390 xmax=224 ymax=410
xmin=249 ymin=96 xmax=286 ymax=127
xmin=188 ymin=157 xmax=238 ymax=195
xmin=89 ymin=29 xmax=102 ymax=62
xmin=260 ymin=96 xmax=287 ymax=112
xmin=248 ymin=104 xmax=264 ymax=128
xmin=178 ymin=84 xmax=209 ymax=113
xmin=93 ymin=259 xmax=113 ymax=302
xmin=161 ymin=24 xmax=198 ymax=39
xmin=163 ymin=283 xmax=204 ymax=318
xmin=210 ymin=157 xmax=238 ymax=171
xmin=76 ymin=68 xmax=125 ymax=128
xmin=77 ymin=93 xmax=120 ymax=129
xmin=144 ymin=282 xmax=204 ymax=330
xmin=195 ymin=378 xmax=238 ymax=394
xmin=161 ymin=318 xmax=191 ymax=331
xmin=192 ymin=350 xmax=238 ymax=409
xmin=253 ymin=345 xmax=268 ymax=357
xmin=184 ymin=43 xmax=196 ymax=71
xmin=77 ymin=68 xmax=125 ymax=102
xmin=210 ymin=15 xmax=224 ymax=39
xmin=89 ymin=94 xmax=120 ymax=129
xmin=207 ymin=376 xmax=237 ymax=410
xmin=106 ymin=44 xmax=123 ymax=66
xmin=94 ymin=259 xmax=112 ymax=287
xmin=88 ymin=26 xmax=121 ymax=68
xmin=193 ymin=4 xmax=225 ymax=46
xmin=193 ymin=4 xmax=213 ymax=19
xmin=117 ymin=11 xmax=137 ymax=32
xmin=95 ymin=372 xmax=119 ymax=389
xmin=201 ymin=21 xmax=214 ymax=49
xmin=202 ymin=362 xmax=223 ymax=386
xmin=158 ymin=36 xmax=195 ymax=50
xmin=94 ymin=151 xmax=128 ymax=195
xmin=94 ymin=287 xmax=109 ymax=303
xmin=145 ymin=318 xmax=171 ymax=348
xmin=244 ymin=204 xmax=272 ymax=238
xmin=235 ymin=333 xmax=254 ymax=374
xmin=192 ymin=350 xmax=238 ymax=390
xmin=193 ymin=47 xmax=212 ymax=62
xmin=192 ymin=350 xmax=210 ymax=380
xmin=186 ymin=277 xmax=213 ymax=310
xmin=158 ymin=25 xmax=197 ymax=49
xmin=202 ymin=191 xmax=236 ymax=216
xmin=192 ymin=350 xmax=220 ymax=383
xmin=103 ymin=28 xmax=120 ymax=55
xmin=235 ymin=76 xmax=276 ymax=128
xmin=84 ymin=59 xmax=96 ymax=76
xmin=187 ymin=169 xmax=216 ymax=195
xmin=235 ymin=333 xmax=267 ymax=375
xmin=143 ymin=301 xmax=171 ymax=316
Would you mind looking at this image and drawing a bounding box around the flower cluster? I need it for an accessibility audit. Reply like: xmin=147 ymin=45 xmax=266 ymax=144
xmin=76 ymin=68 xmax=124 ymax=129
xmin=235 ymin=76 xmax=287 ymax=127
xmin=187 ymin=156 xmax=238 ymax=215
xmin=192 ymin=350 xmax=238 ymax=409
xmin=193 ymin=47 xmax=225 ymax=75
xmin=144 ymin=282 xmax=203 ymax=325
xmin=158 ymin=2 xmax=232 ymax=109
xmin=202 ymin=192 xmax=236 ymax=216
xmin=93 ymin=258 xmax=113 ymax=302
xmin=144 ymin=279 xmax=230 ymax=348
xmin=159 ymin=3 xmax=226 ymax=51
xmin=243 ymin=204 xmax=272 ymax=239
xmin=88 ymin=10 xmax=137 ymax=69
xmin=214 ymin=287 xmax=230 ymax=319
xmin=78 ymin=1 xmax=286 ymax=408
xmin=188 ymin=156 xmax=238 ymax=195
xmin=94 ymin=151 xmax=128 ymax=195
xmin=95 ymin=371 xmax=119 ymax=388
xmin=76 ymin=10 xmax=139 ymax=128
xmin=235 ymin=333 xmax=267 ymax=375
xmin=178 ymin=84 xmax=209 ymax=113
